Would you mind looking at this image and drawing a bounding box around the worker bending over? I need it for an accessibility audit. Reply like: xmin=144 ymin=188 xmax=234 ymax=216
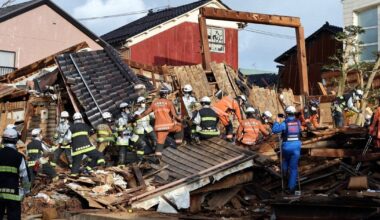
xmin=70 ymin=113 xmax=105 ymax=176
xmin=299 ymin=99 xmax=320 ymax=131
xmin=52 ymin=111 xmax=72 ymax=168
xmin=261 ymin=110 xmax=273 ymax=134
xmin=332 ymin=89 xmax=363 ymax=127
xmin=133 ymin=96 xmax=157 ymax=152
xmin=116 ymin=127 xmax=146 ymax=164
xmin=272 ymin=106 xmax=302 ymax=194
xmin=192 ymin=96 xmax=220 ymax=143
xmin=237 ymin=107 xmax=269 ymax=148
xmin=0 ymin=128 xmax=30 ymax=220
xmin=27 ymin=128 xmax=57 ymax=182
xmin=370 ymin=97 xmax=380 ymax=148
xmin=97 ymin=112 xmax=115 ymax=153
xmin=212 ymin=90 xmax=247 ymax=141
xmin=137 ymin=87 xmax=183 ymax=157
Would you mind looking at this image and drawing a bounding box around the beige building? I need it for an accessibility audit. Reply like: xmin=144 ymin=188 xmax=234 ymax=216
xmin=343 ymin=0 xmax=380 ymax=61
xmin=0 ymin=0 xmax=103 ymax=75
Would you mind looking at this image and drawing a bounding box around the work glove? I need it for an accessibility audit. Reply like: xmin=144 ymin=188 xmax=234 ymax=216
xmin=38 ymin=157 xmax=49 ymax=165
xmin=51 ymin=146 xmax=59 ymax=152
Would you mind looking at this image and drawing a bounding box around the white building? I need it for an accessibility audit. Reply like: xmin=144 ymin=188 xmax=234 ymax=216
xmin=343 ymin=0 xmax=380 ymax=61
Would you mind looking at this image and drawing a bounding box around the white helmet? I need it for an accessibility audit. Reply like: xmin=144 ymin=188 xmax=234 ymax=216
xmin=263 ymin=111 xmax=272 ymax=118
xmin=119 ymin=102 xmax=128 ymax=109
xmin=134 ymin=84 xmax=146 ymax=90
xmin=73 ymin=112 xmax=82 ymax=120
xmin=6 ymin=124 xmax=16 ymax=130
xmin=238 ymin=95 xmax=247 ymax=103
xmin=200 ymin=96 xmax=211 ymax=104
xmin=102 ymin=112 xmax=112 ymax=120
xmin=31 ymin=128 xmax=41 ymax=137
xmin=285 ymin=106 xmax=296 ymax=114
xmin=137 ymin=96 xmax=146 ymax=103
xmin=245 ymin=107 xmax=256 ymax=113
xmin=61 ymin=111 xmax=69 ymax=118
xmin=183 ymin=84 xmax=193 ymax=93
xmin=354 ymin=89 xmax=364 ymax=100
xmin=2 ymin=128 xmax=18 ymax=143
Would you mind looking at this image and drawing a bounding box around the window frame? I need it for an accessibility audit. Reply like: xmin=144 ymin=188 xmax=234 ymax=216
xmin=207 ymin=26 xmax=226 ymax=54
xmin=0 ymin=50 xmax=16 ymax=68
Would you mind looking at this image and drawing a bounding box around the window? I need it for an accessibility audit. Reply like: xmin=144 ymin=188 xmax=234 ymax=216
xmin=207 ymin=27 xmax=225 ymax=53
xmin=357 ymin=7 xmax=378 ymax=61
xmin=0 ymin=51 xmax=16 ymax=76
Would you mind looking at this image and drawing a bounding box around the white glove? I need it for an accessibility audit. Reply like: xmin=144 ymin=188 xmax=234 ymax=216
xmin=38 ymin=157 xmax=49 ymax=165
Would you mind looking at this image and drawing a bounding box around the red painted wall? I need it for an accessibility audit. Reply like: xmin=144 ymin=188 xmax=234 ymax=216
xmin=129 ymin=22 xmax=238 ymax=69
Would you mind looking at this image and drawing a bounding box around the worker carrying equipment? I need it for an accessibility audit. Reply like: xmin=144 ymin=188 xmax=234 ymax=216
xmin=237 ymin=107 xmax=269 ymax=148
xmin=0 ymin=127 xmax=30 ymax=220
xmin=370 ymin=97 xmax=380 ymax=148
xmin=212 ymin=90 xmax=244 ymax=141
xmin=133 ymin=96 xmax=157 ymax=152
xmin=27 ymin=128 xmax=57 ymax=182
xmin=136 ymin=86 xmax=183 ymax=156
xmin=332 ymin=89 xmax=363 ymax=128
xmin=299 ymin=99 xmax=320 ymax=131
xmin=272 ymin=105 xmax=302 ymax=194
xmin=96 ymin=112 xmax=115 ymax=153
xmin=52 ymin=111 xmax=72 ymax=168
xmin=69 ymin=113 xmax=105 ymax=176
xmin=181 ymin=84 xmax=197 ymax=118
xmin=192 ymin=96 xmax=220 ymax=143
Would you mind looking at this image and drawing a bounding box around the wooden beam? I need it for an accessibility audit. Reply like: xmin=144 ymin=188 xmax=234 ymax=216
xmin=296 ymin=26 xmax=309 ymax=95
xmin=200 ymin=7 xmax=301 ymax=28
xmin=198 ymin=15 xmax=211 ymax=71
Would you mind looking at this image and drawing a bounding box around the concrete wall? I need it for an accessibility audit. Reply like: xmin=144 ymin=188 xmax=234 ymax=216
xmin=0 ymin=5 xmax=102 ymax=68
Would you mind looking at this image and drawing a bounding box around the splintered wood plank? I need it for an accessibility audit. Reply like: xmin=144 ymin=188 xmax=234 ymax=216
xmin=176 ymin=146 xmax=220 ymax=166
xmin=207 ymin=186 xmax=242 ymax=210
xmin=163 ymin=150 xmax=206 ymax=171
xmin=166 ymin=147 xmax=213 ymax=169
xmin=132 ymin=165 xmax=146 ymax=187
xmin=210 ymin=62 xmax=235 ymax=96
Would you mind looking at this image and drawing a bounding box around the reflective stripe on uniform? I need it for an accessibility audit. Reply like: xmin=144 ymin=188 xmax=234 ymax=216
xmin=97 ymin=159 xmax=105 ymax=164
xmin=0 ymin=166 xmax=17 ymax=174
xmin=198 ymin=130 xmax=220 ymax=135
xmin=97 ymin=137 xmax=115 ymax=142
xmin=27 ymin=161 xmax=36 ymax=167
xmin=61 ymin=144 xmax=71 ymax=149
xmin=0 ymin=193 xmax=20 ymax=201
xmin=27 ymin=149 xmax=39 ymax=154
xmin=201 ymin=117 xmax=217 ymax=121
xmin=71 ymin=145 xmax=96 ymax=156
xmin=130 ymin=134 xmax=139 ymax=142
xmin=97 ymin=130 xmax=110 ymax=136
xmin=136 ymin=150 xmax=144 ymax=155
xmin=72 ymin=131 xmax=88 ymax=138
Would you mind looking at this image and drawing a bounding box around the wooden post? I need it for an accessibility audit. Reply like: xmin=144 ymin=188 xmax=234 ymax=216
xmin=296 ymin=26 xmax=309 ymax=95
xmin=198 ymin=15 xmax=211 ymax=71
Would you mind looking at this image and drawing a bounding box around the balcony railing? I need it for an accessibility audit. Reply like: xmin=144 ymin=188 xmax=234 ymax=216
xmin=0 ymin=66 xmax=16 ymax=76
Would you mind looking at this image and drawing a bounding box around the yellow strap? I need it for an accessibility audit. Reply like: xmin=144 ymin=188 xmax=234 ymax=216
xmin=27 ymin=149 xmax=39 ymax=154
xmin=71 ymin=145 xmax=95 ymax=156
xmin=72 ymin=131 xmax=88 ymax=138
xmin=97 ymin=130 xmax=110 ymax=136
xmin=0 ymin=166 xmax=17 ymax=174
xmin=0 ymin=193 xmax=20 ymax=201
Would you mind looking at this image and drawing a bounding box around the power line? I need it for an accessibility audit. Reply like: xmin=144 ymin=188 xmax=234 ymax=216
xmin=241 ymin=28 xmax=296 ymax=40
xmin=77 ymin=6 xmax=169 ymax=21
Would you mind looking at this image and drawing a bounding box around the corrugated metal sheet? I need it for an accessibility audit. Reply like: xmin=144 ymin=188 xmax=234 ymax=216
xmin=56 ymin=47 xmax=153 ymax=127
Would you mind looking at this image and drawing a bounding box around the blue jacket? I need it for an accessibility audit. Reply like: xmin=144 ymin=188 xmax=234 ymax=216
xmin=272 ymin=116 xmax=301 ymax=143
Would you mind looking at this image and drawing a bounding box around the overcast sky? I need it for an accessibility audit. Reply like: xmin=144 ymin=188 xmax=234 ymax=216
xmin=7 ymin=0 xmax=344 ymax=71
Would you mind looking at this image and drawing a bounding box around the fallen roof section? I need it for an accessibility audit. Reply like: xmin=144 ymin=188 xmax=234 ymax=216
xmin=56 ymin=46 xmax=153 ymax=127
xmin=130 ymin=137 xmax=256 ymax=211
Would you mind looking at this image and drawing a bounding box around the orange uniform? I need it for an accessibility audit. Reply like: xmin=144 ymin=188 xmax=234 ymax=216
xmin=369 ymin=107 xmax=380 ymax=148
xmin=237 ymin=118 xmax=269 ymax=146
xmin=212 ymin=96 xmax=242 ymax=125
xmin=299 ymin=113 xmax=319 ymax=131
xmin=139 ymin=98 xmax=183 ymax=152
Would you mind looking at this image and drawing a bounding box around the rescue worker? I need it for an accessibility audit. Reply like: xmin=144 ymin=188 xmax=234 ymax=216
xmin=117 ymin=102 xmax=131 ymax=131
xmin=181 ymin=84 xmax=197 ymax=118
xmin=192 ymin=96 xmax=220 ymax=142
xmin=332 ymin=89 xmax=363 ymax=128
xmin=0 ymin=128 xmax=30 ymax=220
xmin=300 ymin=99 xmax=320 ymax=131
xmin=0 ymin=124 xmax=19 ymax=149
xmin=370 ymin=100 xmax=380 ymax=148
xmin=212 ymin=90 xmax=246 ymax=141
xmin=134 ymin=84 xmax=147 ymax=97
xmin=70 ymin=113 xmax=105 ymax=176
xmin=27 ymin=128 xmax=57 ymax=182
xmin=272 ymin=106 xmax=302 ymax=194
xmin=237 ymin=107 xmax=269 ymax=148
xmin=261 ymin=110 xmax=273 ymax=133
xmin=133 ymin=96 xmax=157 ymax=152
xmin=136 ymin=86 xmax=183 ymax=157
xmin=52 ymin=111 xmax=72 ymax=168
xmin=96 ymin=112 xmax=115 ymax=153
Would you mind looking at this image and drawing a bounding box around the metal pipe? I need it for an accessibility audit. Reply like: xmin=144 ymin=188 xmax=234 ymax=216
xmin=69 ymin=54 xmax=103 ymax=115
